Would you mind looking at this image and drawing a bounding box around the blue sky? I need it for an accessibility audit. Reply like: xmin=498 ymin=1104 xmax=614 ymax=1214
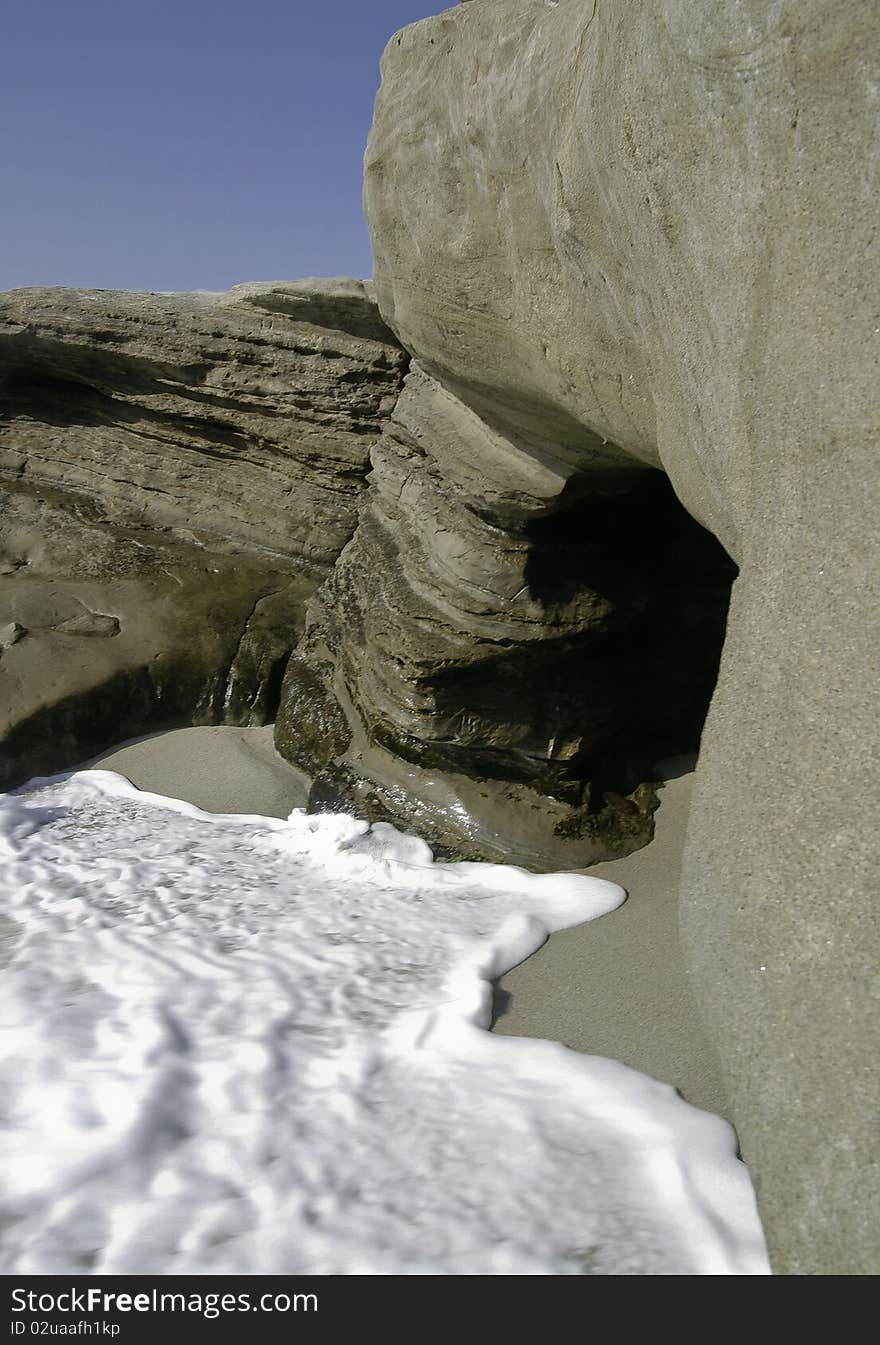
xmin=0 ymin=1 xmax=446 ymax=292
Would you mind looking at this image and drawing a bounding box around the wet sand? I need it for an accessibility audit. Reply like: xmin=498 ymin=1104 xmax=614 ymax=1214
xmin=90 ymin=725 xmax=309 ymax=819
xmin=90 ymin=728 xmax=726 ymax=1117
xmin=494 ymin=773 xmax=729 ymax=1117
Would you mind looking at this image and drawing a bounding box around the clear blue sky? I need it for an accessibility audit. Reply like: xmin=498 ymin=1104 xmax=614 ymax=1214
xmin=0 ymin=1 xmax=445 ymax=292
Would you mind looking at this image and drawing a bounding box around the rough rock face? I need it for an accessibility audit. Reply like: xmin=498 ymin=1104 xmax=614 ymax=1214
xmin=317 ymin=0 xmax=874 ymax=1273
xmin=0 ymin=281 xmax=406 ymax=784
xmin=0 ymin=480 xmax=312 ymax=788
xmin=0 ymin=280 xmax=406 ymax=569
xmin=277 ymin=361 xmax=734 ymax=865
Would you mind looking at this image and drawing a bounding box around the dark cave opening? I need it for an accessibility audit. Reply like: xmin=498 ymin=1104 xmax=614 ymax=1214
xmin=525 ymin=470 xmax=737 ymax=791
xmin=428 ymin=470 xmax=737 ymax=810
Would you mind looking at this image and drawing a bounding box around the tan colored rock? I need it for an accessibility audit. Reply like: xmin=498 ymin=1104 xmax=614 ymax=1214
xmin=0 ymin=281 xmax=406 ymax=784
xmin=355 ymin=0 xmax=879 ymax=1273
xmin=0 ymin=621 xmax=25 ymax=649
xmin=277 ymin=359 xmax=732 ymax=867
xmin=0 ymin=280 xmax=406 ymax=572
xmin=0 ymin=480 xmax=312 ymax=789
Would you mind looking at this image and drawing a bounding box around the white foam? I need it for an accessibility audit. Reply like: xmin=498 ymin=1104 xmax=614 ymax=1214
xmin=0 ymin=770 xmax=769 ymax=1274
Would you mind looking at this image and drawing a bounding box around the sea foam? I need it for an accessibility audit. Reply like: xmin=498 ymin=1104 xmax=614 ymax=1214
xmin=0 ymin=770 xmax=769 ymax=1274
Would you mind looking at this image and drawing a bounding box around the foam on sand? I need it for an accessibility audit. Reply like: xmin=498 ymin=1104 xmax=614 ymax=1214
xmin=0 ymin=770 xmax=769 ymax=1274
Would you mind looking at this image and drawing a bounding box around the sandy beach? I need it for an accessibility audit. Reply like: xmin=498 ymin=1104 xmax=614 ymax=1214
xmin=91 ymin=725 xmax=310 ymax=819
xmin=3 ymin=764 xmax=765 ymax=1273
xmin=88 ymin=727 xmax=726 ymax=1120
xmin=495 ymin=771 xmax=729 ymax=1118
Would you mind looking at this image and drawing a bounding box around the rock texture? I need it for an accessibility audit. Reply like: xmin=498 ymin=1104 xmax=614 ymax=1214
xmin=0 ymin=281 xmax=406 ymax=784
xmin=0 ymin=280 xmax=405 ymax=570
xmin=3 ymin=0 xmax=875 ymax=1275
xmin=277 ymin=361 xmax=733 ymax=865
xmin=334 ymin=0 xmax=875 ymax=1273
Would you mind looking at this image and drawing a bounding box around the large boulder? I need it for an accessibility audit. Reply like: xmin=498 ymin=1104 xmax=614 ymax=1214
xmin=344 ymin=0 xmax=876 ymax=1272
xmin=0 ymin=281 xmax=406 ymax=784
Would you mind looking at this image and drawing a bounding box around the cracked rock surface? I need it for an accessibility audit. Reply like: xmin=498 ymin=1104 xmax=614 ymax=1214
xmin=0 ymin=280 xmax=406 ymax=783
xmin=0 ymin=279 xmax=406 ymax=570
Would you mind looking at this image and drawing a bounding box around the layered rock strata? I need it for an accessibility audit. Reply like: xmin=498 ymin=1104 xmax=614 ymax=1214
xmin=0 ymin=281 xmax=406 ymax=784
xmin=283 ymin=0 xmax=877 ymax=1274
xmin=0 ymin=280 xmax=406 ymax=569
xmin=277 ymin=362 xmax=734 ymax=866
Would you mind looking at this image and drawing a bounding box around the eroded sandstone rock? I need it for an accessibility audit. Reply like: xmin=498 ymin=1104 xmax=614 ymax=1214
xmin=277 ymin=361 xmax=734 ymax=866
xmin=323 ymin=0 xmax=877 ymax=1273
xmin=0 ymin=479 xmax=312 ymax=789
xmin=0 ymin=281 xmax=406 ymax=783
xmin=0 ymin=280 xmax=406 ymax=570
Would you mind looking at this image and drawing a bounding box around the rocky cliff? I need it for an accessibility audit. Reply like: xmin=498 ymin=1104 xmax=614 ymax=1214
xmin=276 ymin=0 xmax=878 ymax=1274
xmin=0 ymin=281 xmax=406 ymax=784
xmin=2 ymin=0 xmax=876 ymax=1277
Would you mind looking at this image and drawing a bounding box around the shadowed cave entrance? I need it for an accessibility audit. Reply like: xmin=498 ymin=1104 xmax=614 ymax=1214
xmin=424 ymin=470 xmax=737 ymax=827
xmin=284 ymin=461 xmax=737 ymax=866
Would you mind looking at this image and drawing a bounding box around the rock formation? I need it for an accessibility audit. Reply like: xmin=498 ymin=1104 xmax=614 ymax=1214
xmin=2 ymin=0 xmax=875 ymax=1277
xmin=276 ymin=0 xmax=878 ymax=1273
xmin=277 ymin=361 xmax=734 ymax=866
xmin=0 ymin=281 xmax=406 ymax=785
